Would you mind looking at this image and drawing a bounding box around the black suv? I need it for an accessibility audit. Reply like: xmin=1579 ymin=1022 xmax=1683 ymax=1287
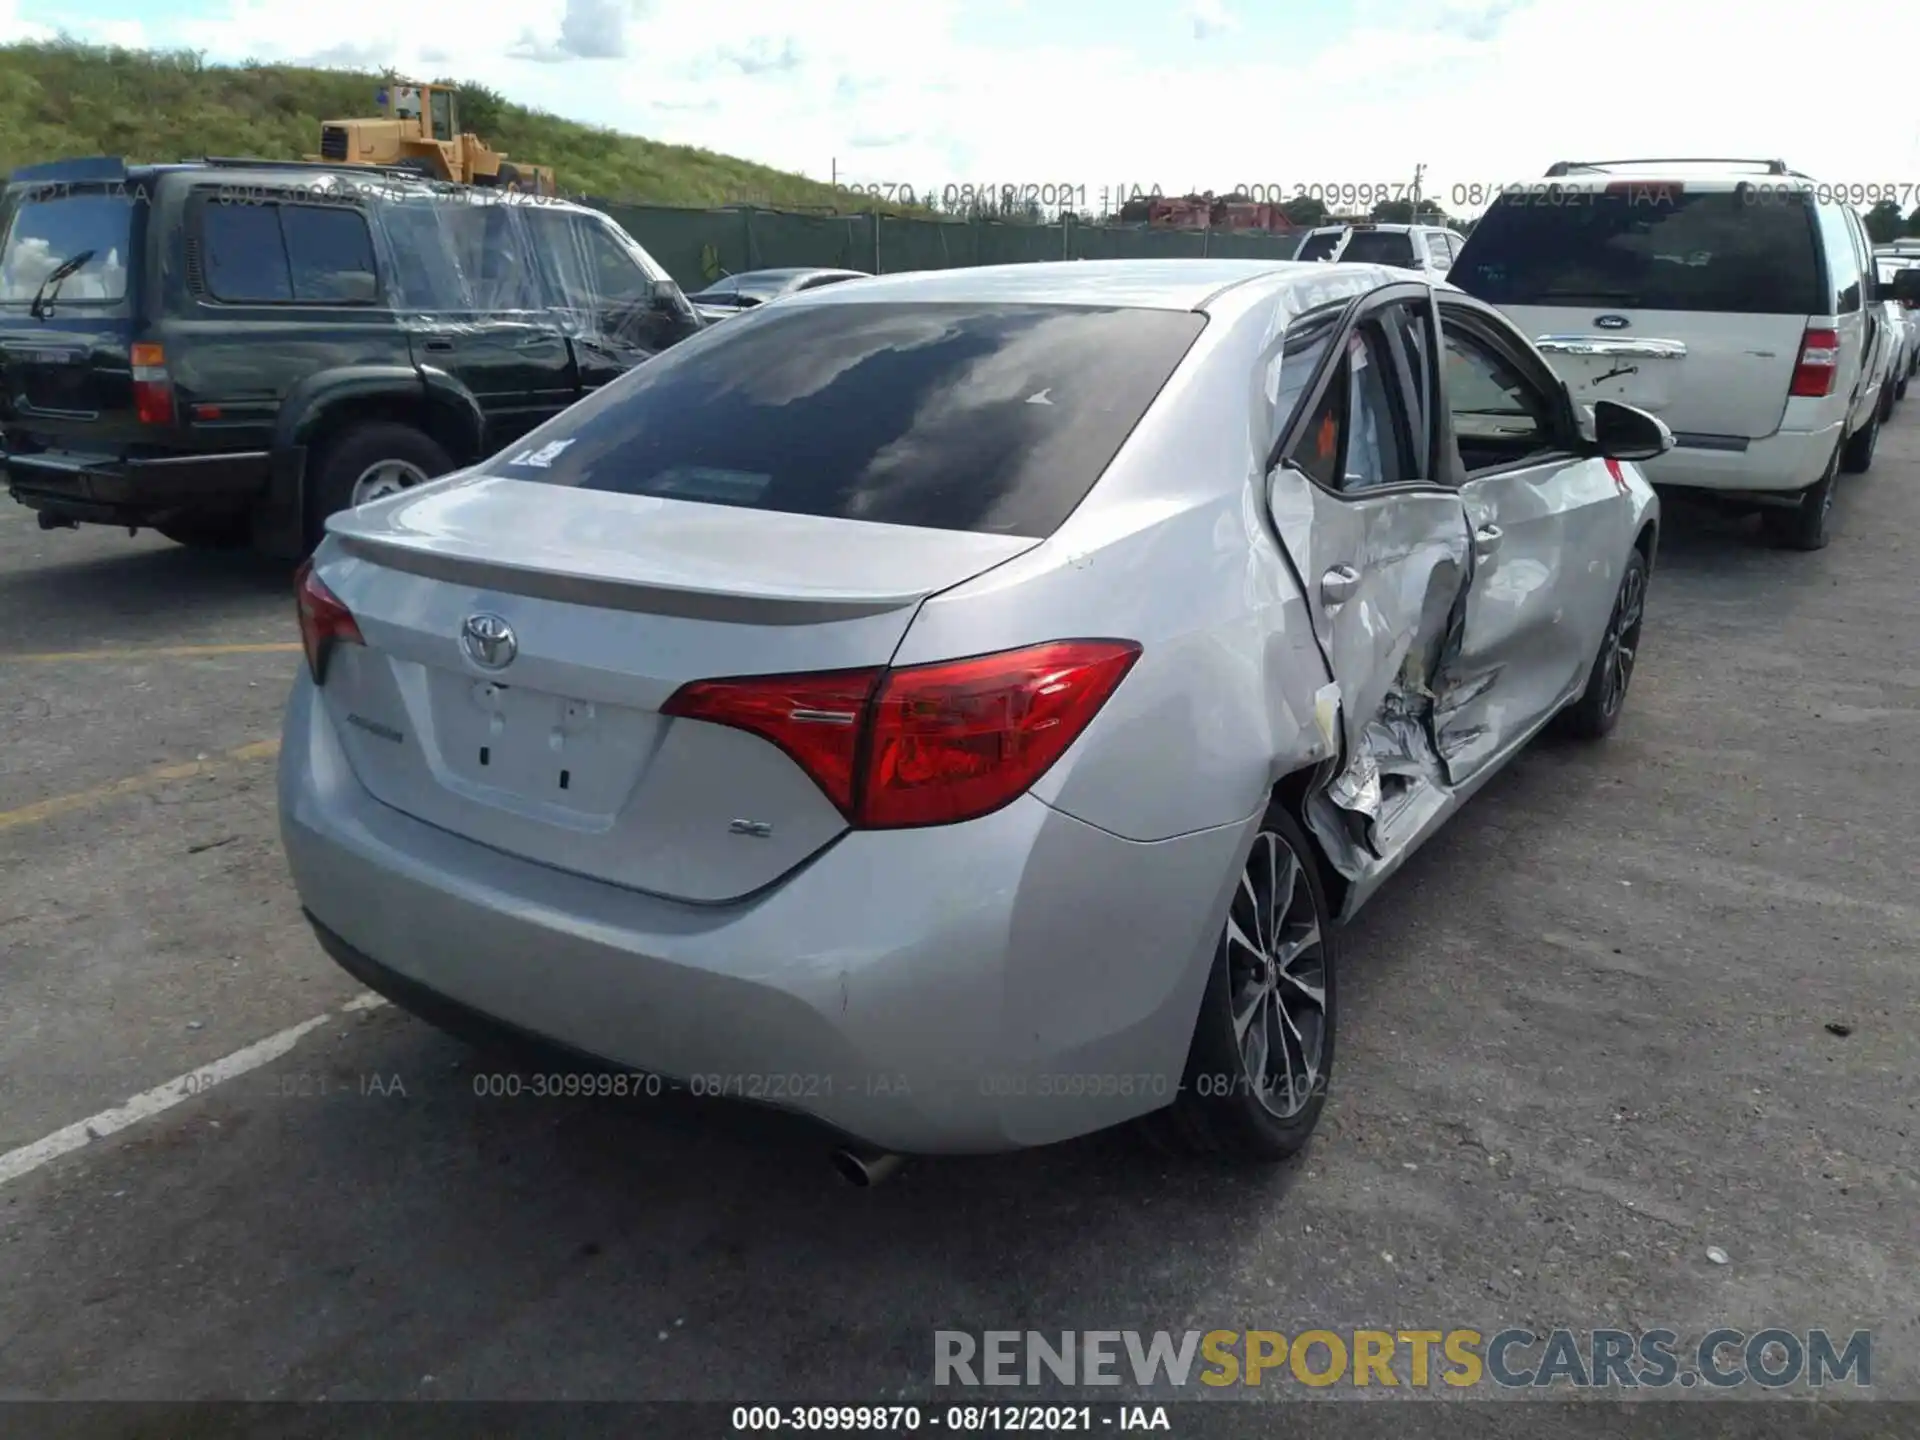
xmin=0 ymin=156 xmax=703 ymax=556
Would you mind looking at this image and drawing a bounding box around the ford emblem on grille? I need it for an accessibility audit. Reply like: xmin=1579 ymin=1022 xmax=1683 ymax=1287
xmin=1595 ymin=314 xmax=1630 ymax=330
xmin=461 ymin=613 xmax=517 ymax=670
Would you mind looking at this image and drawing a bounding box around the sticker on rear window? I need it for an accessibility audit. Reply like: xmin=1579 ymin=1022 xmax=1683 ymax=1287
xmin=506 ymin=439 xmax=576 ymax=468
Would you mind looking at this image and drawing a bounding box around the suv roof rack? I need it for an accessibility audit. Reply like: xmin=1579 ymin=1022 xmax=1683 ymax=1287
xmin=1543 ymin=157 xmax=1804 ymax=178
xmin=196 ymin=156 xmax=428 ymax=181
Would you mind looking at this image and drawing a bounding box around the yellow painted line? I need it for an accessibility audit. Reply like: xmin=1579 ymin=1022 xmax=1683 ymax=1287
xmin=0 ymin=739 xmax=281 ymax=834
xmin=0 ymin=642 xmax=301 ymax=664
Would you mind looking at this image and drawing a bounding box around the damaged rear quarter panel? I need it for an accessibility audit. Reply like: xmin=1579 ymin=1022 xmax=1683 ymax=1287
xmin=896 ymin=293 xmax=1347 ymax=843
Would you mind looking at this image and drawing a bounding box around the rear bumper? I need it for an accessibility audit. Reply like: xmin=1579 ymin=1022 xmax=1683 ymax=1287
xmin=3 ymin=445 xmax=271 ymax=525
xmin=1640 ymin=421 xmax=1842 ymax=496
xmin=278 ymin=678 xmax=1248 ymax=1154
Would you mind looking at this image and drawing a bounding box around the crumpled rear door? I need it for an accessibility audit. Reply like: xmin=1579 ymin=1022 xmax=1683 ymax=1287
xmin=1263 ymin=285 xmax=1472 ymax=864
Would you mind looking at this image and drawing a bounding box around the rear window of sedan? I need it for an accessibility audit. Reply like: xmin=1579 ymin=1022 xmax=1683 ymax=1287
xmin=485 ymin=302 xmax=1207 ymax=537
xmin=1339 ymin=230 xmax=1417 ymax=268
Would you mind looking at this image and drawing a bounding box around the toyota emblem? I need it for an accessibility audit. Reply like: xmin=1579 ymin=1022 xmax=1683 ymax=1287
xmin=461 ymin=613 xmax=517 ymax=670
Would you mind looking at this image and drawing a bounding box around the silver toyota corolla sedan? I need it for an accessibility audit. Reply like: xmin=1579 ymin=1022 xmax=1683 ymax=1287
xmin=280 ymin=259 xmax=1665 ymax=1168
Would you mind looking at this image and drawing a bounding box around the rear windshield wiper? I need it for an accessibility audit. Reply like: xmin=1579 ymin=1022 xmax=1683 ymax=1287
xmin=29 ymin=249 xmax=96 ymax=320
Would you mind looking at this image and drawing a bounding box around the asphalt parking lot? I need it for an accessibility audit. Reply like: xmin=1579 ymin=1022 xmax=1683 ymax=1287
xmin=1 ymin=423 xmax=1916 ymax=1419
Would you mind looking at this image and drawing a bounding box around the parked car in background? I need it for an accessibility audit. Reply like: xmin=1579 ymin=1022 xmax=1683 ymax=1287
xmin=0 ymin=156 xmax=702 ymax=557
xmin=686 ymin=267 xmax=870 ymax=322
xmin=282 ymin=258 xmax=1663 ymax=1172
xmin=1450 ymin=158 xmax=1890 ymax=551
xmin=1292 ymin=223 xmax=1463 ymax=278
xmin=1875 ymin=256 xmax=1919 ymax=394
xmin=1872 ymin=283 xmax=1912 ymax=408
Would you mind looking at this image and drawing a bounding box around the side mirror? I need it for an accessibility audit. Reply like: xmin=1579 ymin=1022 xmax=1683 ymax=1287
xmin=1591 ymin=398 xmax=1673 ymax=462
xmin=1890 ymin=269 xmax=1920 ymax=306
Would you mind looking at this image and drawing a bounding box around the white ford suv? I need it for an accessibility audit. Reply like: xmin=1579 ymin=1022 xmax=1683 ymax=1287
xmin=1449 ymin=158 xmax=1892 ymax=551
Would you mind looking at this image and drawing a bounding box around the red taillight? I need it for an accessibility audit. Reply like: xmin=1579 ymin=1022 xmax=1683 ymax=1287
xmin=1790 ymin=326 xmax=1840 ymax=398
xmin=661 ymin=667 xmax=880 ymax=814
xmin=294 ymin=559 xmax=364 ymax=684
xmin=130 ymin=342 xmax=174 ymax=426
xmin=861 ymin=640 xmax=1141 ymax=827
xmin=661 ymin=639 xmax=1142 ymax=829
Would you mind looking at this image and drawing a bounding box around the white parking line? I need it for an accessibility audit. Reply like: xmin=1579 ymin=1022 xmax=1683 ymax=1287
xmin=0 ymin=991 xmax=389 ymax=1190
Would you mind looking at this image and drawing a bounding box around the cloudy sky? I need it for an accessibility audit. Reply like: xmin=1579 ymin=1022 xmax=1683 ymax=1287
xmin=7 ymin=0 xmax=1920 ymax=212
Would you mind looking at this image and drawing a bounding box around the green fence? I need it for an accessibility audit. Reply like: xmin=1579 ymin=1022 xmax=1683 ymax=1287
xmin=584 ymin=200 xmax=1303 ymax=289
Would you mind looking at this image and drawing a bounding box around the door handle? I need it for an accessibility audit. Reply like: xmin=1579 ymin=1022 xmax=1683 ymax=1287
xmin=516 ymin=333 xmax=555 ymax=348
xmin=1320 ymin=564 xmax=1360 ymax=607
xmin=423 ymin=338 xmax=453 ymax=352
xmin=1474 ymin=524 xmax=1503 ymax=558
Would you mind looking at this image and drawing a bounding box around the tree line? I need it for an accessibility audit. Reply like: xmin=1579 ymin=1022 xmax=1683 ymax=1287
xmin=1864 ymin=201 xmax=1920 ymax=244
xmin=921 ymin=192 xmax=1920 ymax=240
xmin=918 ymin=189 xmax=1475 ymax=233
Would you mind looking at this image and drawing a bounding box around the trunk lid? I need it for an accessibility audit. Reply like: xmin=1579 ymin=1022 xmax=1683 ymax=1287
xmin=1496 ymin=306 xmax=1810 ymax=439
xmin=0 ymin=318 xmax=132 ymax=422
xmin=312 ymin=475 xmax=1039 ymax=903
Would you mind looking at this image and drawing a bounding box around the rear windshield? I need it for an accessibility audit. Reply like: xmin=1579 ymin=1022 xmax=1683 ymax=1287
xmin=1339 ymin=230 xmax=1417 ymax=268
xmin=734 ymin=273 xmax=797 ymax=301
xmin=485 ymin=302 xmax=1207 ymax=537
xmin=1450 ymin=188 xmax=1824 ymax=314
xmin=0 ymin=189 xmax=134 ymax=304
xmin=1296 ymin=231 xmax=1344 ymax=262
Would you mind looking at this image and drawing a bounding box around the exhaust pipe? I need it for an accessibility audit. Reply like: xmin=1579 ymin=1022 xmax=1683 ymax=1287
xmin=830 ymin=1146 xmax=904 ymax=1188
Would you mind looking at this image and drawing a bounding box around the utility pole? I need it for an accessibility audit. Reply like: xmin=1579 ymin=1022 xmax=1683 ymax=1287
xmin=831 ymin=157 xmax=838 ymax=189
xmin=1411 ymin=162 xmax=1425 ymax=214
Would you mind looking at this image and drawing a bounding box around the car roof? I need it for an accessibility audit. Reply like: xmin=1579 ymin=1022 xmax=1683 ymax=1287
xmin=1488 ymin=168 xmax=1817 ymax=193
xmin=779 ymin=258 xmax=1412 ymax=314
xmin=740 ymin=267 xmax=861 ymax=280
xmin=0 ymin=156 xmax=598 ymax=213
xmin=695 ymin=267 xmax=868 ymax=290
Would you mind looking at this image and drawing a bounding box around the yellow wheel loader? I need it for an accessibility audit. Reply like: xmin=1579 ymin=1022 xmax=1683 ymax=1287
xmin=308 ymin=79 xmax=557 ymax=196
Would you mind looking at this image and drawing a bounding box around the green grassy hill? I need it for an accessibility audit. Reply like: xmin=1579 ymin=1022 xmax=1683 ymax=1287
xmin=0 ymin=39 xmax=857 ymax=209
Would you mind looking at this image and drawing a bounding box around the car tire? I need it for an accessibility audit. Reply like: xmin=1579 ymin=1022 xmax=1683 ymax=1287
xmin=1762 ymin=441 xmax=1841 ymax=552
xmin=1556 ymin=547 xmax=1648 ymax=740
xmin=1143 ymin=802 xmax=1338 ymax=1163
xmin=1840 ymin=408 xmax=1879 ymax=474
xmin=1898 ymin=372 xmax=1910 ymax=402
xmin=155 ymin=514 xmax=252 ymax=550
xmin=305 ymin=422 xmax=454 ymax=550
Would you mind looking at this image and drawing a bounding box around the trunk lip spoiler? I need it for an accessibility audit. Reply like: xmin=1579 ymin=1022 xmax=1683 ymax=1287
xmin=331 ymin=532 xmax=989 ymax=626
